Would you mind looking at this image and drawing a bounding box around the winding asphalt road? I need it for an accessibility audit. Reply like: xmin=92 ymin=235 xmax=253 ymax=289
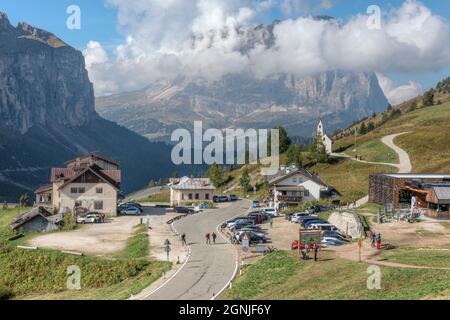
xmin=141 ymin=200 xmax=250 ymax=300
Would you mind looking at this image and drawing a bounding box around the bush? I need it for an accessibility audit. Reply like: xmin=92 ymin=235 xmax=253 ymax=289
xmin=0 ymin=286 xmax=14 ymax=300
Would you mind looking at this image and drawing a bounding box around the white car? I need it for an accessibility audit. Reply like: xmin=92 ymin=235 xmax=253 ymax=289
xmin=120 ymin=207 xmax=141 ymax=215
xmin=261 ymin=208 xmax=280 ymax=217
xmin=308 ymin=223 xmax=338 ymax=231
xmin=77 ymin=214 xmax=96 ymax=224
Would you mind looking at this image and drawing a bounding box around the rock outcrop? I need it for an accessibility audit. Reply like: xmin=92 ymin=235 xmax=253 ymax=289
xmin=0 ymin=12 xmax=179 ymax=200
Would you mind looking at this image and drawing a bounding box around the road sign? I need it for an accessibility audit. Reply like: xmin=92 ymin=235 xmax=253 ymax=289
xmin=242 ymin=233 xmax=250 ymax=253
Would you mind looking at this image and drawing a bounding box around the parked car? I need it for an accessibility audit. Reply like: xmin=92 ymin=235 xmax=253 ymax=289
xmin=227 ymin=219 xmax=253 ymax=228
xmin=236 ymin=231 xmax=268 ymax=243
xmin=175 ymin=207 xmax=195 ymax=214
xmin=261 ymin=208 xmax=280 ymax=218
xmin=303 ymin=219 xmax=328 ymax=228
xmin=247 ymin=212 xmax=264 ymax=223
xmin=290 ymin=212 xmax=311 ymax=223
xmin=300 ymin=218 xmax=327 ymax=227
xmin=321 ymin=237 xmax=347 ymax=246
xmin=120 ymin=207 xmax=142 ymax=215
xmin=307 ymin=222 xmax=337 ymax=230
xmin=230 ymin=222 xmax=256 ymax=232
xmin=234 ymin=227 xmax=262 ymax=237
xmin=213 ymin=195 xmax=229 ymax=202
xmin=77 ymin=214 xmax=97 ymax=224
xmin=229 ymin=194 xmax=238 ymax=201
xmin=118 ymin=203 xmax=143 ymax=214
xmin=322 ymin=230 xmax=348 ymax=241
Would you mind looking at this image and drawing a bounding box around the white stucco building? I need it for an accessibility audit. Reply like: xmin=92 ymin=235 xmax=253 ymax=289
xmin=317 ymin=120 xmax=333 ymax=155
xmin=268 ymin=165 xmax=338 ymax=207
xmin=169 ymin=176 xmax=216 ymax=206
xmin=35 ymin=153 xmax=121 ymax=217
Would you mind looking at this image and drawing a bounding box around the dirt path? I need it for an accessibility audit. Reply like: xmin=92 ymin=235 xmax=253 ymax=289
xmin=333 ymin=238 xmax=450 ymax=270
xmin=332 ymin=132 xmax=413 ymax=207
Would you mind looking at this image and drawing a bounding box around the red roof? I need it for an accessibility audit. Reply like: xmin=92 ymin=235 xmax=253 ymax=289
xmin=102 ymin=170 xmax=121 ymax=183
xmin=50 ymin=168 xmax=76 ymax=182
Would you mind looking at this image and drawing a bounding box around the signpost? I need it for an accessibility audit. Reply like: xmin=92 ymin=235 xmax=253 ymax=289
xmin=358 ymin=239 xmax=363 ymax=263
xmin=164 ymin=239 xmax=171 ymax=261
xmin=298 ymin=229 xmax=322 ymax=260
xmin=242 ymin=233 xmax=250 ymax=254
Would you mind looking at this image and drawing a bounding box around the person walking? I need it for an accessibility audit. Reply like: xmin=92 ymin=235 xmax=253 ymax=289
xmin=212 ymin=232 xmax=217 ymax=245
xmin=376 ymin=233 xmax=382 ymax=250
xmin=181 ymin=233 xmax=187 ymax=246
xmin=205 ymin=233 xmax=210 ymax=245
xmin=314 ymin=243 xmax=319 ymax=262
xmin=370 ymin=232 xmax=376 ymax=248
xmin=269 ymin=218 xmax=273 ymax=228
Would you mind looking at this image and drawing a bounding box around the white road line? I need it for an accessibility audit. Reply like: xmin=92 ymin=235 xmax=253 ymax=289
xmin=138 ymin=219 xmax=192 ymax=300
xmin=212 ymin=202 xmax=251 ymax=300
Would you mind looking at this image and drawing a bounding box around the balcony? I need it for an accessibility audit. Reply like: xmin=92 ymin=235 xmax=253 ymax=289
xmin=278 ymin=195 xmax=303 ymax=203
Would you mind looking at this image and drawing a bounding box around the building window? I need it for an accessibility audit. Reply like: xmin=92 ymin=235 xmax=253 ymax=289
xmin=94 ymin=201 xmax=103 ymax=210
xmin=293 ymin=177 xmax=297 ymax=183
xmin=71 ymin=187 xmax=78 ymax=194
xmin=205 ymin=193 xmax=210 ymax=200
xmin=195 ymin=193 xmax=200 ymax=200
xmin=304 ymin=190 xmax=310 ymax=197
xmin=96 ymin=187 xmax=103 ymax=194
xmin=182 ymin=193 xmax=185 ymax=200
xmin=78 ymin=187 xmax=85 ymax=194
xmin=188 ymin=193 xmax=193 ymax=200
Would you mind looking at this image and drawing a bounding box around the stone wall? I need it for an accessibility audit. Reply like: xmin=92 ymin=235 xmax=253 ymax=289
xmin=329 ymin=211 xmax=365 ymax=239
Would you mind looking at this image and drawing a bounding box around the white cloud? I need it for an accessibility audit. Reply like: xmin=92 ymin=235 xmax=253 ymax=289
xmin=85 ymin=0 xmax=450 ymax=96
xmin=377 ymin=73 xmax=424 ymax=105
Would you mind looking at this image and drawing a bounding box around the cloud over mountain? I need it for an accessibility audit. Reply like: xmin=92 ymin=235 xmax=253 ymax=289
xmin=85 ymin=0 xmax=450 ymax=97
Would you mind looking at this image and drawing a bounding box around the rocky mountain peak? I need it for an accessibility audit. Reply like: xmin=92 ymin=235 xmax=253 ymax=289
xmin=0 ymin=13 xmax=96 ymax=134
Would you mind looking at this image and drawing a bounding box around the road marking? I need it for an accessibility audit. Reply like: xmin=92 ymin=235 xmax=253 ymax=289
xmin=137 ymin=218 xmax=192 ymax=300
xmin=212 ymin=202 xmax=251 ymax=300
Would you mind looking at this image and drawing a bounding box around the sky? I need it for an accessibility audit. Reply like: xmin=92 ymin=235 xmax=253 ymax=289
xmin=1 ymin=0 xmax=450 ymax=102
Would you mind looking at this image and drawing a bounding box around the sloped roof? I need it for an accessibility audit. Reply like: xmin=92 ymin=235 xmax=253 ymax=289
xmin=268 ymin=166 xmax=329 ymax=187
xmin=58 ymin=165 xmax=121 ymax=190
xmin=171 ymin=176 xmax=216 ymax=190
xmin=10 ymin=206 xmax=54 ymax=230
xmin=51 ymin=167 xmax=121 ymax=184
xmin=35 ymin=184 xmax=52 ymax=194
xmin=432 ymin=186 xmax=450 ymax=204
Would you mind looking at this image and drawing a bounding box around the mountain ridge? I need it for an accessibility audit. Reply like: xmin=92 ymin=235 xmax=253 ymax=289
xmin=0 ymin=12 xmax=182 ymax=200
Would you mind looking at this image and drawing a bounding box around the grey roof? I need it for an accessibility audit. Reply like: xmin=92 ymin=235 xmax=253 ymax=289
xmin=433 ymin=186 xmax=450 ymax=204
xmin=171 ymin=176 xmax=216 ymax=190
xmin=268 ymin=166 xmax=329 ymax=188
xmin=10 ymin=206 xmax=55 ymax=230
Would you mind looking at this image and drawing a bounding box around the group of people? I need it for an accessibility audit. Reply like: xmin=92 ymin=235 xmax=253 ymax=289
xmin=205 ymin=232 xmax=217 ymax=245
xmin=179 ymin=232 xmax=218 ymax=247
xmin=300 ymin=243 xmax=319 ymax=261
xmin=371 ymin=232 xmax=382 ymax=249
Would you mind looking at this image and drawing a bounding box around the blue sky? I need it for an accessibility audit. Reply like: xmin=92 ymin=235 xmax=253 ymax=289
xmin=1 ymin=0 xmax=450 ymax=93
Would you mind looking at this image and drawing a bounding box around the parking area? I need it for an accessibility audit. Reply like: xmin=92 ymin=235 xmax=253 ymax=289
xmin=29 ymin=215 xmax=141 ymax=256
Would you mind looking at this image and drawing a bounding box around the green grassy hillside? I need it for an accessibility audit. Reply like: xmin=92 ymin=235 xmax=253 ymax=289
xmin=334 ymin=102 xmax=450 ymax=172
xmin=223 ymin=251 xmax=450 ymax=300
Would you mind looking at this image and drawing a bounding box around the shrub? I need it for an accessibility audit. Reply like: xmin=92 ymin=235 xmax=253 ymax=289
xmin=0 ymin=286 xmax=14 ymax=300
